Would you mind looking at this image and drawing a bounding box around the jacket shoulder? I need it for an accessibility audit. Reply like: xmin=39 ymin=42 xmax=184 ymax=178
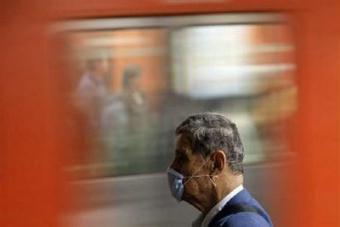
xmin=213 ymin=212 xmax=271 ymax=227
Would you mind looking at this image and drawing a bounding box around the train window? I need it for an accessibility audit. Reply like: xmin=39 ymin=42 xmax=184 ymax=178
xmin=58 ymin=13 xmax=297 ymax=178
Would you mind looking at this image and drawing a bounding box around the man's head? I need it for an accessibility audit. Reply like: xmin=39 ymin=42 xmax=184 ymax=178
xmin=169 ymin=113 xmax=245 ymax=213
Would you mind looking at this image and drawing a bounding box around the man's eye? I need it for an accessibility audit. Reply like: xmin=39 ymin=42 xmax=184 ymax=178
xmin=176 ymin=154 xmax=187 ymax=162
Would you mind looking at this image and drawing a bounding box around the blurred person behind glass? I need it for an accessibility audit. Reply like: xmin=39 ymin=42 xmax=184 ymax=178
xmin=75 ymin=57 xmax=110 ymax=128
xmin=101 ymin=64 xmax=154 ymax=175
xmin=121 ymin=64 xmax=147 ymax=130
xmin=74 ymin=56 xmax=110 ymax=172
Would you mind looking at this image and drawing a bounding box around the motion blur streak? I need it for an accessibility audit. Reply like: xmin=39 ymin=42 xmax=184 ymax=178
xmin=0 ymin=1 xmax=70 ymax=227
xmin=291 ymin=3 xmax=340 ymax=227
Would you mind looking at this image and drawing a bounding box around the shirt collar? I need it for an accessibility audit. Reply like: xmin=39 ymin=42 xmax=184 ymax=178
xmin=192 ymin=185 xmax=244 ymax=227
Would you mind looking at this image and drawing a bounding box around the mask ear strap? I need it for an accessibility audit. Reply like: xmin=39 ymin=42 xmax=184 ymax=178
xmin=190 ymin=156 xmax=212 ymax=176
xmin=184 ymin=155 xmax=215 ymax=183
xmin=209 ymin=175 xmax=217 ymax=187
xmin=183 ymin=174 xmax=218 ymax=186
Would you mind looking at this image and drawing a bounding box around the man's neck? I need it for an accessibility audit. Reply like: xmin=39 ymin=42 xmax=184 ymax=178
xmin=203 ymin=174 xmax=244 ymax=214
xmin=218 ymin=175 xmax=243 ymax=202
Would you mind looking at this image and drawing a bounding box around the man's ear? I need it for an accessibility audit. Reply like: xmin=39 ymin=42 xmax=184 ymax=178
xmin=210 ymin=150 xmax=226 ymax=174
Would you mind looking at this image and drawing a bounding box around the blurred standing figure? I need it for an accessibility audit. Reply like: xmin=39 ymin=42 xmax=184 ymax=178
xmin=167 ymin=113 xmax=273 ymax=227
xmin=100 ymin=64 xmax=151 ymax=174
xmin=74 ymin=57 xmax=110 ymax=170
xmin=76 ymin=58 xmax=109 ymax=129
xmin=121 ymin=65 xmax=147 ymax=131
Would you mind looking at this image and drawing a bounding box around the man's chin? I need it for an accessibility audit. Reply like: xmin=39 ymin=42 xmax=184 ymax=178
xmin=183 ymin=194 xmax=202 ymax=212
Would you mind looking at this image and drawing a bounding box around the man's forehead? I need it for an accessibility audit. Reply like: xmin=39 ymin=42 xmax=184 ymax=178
xmin=175 ymin=134 xmax=191 ymax=151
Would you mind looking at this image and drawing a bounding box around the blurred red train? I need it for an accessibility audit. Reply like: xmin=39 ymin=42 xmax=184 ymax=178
xmin=0 ymin=1 xmax=339 ymax=227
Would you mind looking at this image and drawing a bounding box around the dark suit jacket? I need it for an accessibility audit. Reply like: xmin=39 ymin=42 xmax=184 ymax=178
xmin=208 ymin=188 xmax=273 ymax=227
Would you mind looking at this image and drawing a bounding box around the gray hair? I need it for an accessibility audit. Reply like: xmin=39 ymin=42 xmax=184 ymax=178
xmin=175 ymin=113 xmax=244 ymax=174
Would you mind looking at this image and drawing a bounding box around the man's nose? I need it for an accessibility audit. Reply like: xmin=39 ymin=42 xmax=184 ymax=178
xmin=170 ymin=160 xmax=181 ymax=172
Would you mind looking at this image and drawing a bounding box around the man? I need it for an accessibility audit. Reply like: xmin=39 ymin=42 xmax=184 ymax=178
xmin=167 ymin=113 xmax=273 ymax=227
xmin=75 ymin=58 xmax=109 ymax=129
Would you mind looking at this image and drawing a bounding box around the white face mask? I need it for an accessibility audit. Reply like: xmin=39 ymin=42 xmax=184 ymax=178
xmin=167 ymin=158 xmax=216 ymax=202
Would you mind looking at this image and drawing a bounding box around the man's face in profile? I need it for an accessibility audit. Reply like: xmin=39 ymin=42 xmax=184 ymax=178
xmin=170 ymin=134 xmax=213 ymax=211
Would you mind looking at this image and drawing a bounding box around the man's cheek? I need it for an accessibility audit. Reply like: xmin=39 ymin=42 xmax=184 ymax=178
xmin=184 ymin=179 xmax=199 ymax=196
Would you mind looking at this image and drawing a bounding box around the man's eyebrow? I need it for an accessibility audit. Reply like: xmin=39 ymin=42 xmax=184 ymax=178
xmin=175 ymin=148 xmax=186 ymax=154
